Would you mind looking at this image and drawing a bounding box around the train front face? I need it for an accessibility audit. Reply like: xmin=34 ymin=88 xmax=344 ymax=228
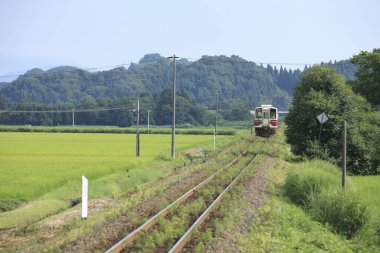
xmin=254 ymin=105 xmax=278 ymax=136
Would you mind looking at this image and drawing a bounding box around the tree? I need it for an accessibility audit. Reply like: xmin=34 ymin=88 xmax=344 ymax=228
xmin=350 ymin=48 xmax=380 ymax=106
xmin=285 ymin=65 xmax=376 ymax=175
xmin=220 ymin=99 xmax=251 ymax=121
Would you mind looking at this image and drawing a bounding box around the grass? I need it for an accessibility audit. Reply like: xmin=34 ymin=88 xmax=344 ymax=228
xmin=0 ymin=132 xmax=234 ymax=204
xmin=283 ymin=160 xmax=343 ymax=206
xmin=0 ymin=200 xmax=69 ymax=229
xmin=184 ymin=128 xmax=379 ymax=252
xmin=238 ymin=132 xmax=378 ymax=252
xmin=239 ymin=200 xmax=369 ymax=253
xmin=350 ymin=175 xmax=380 ymax=247
xmin=350 ymin=175 xmax=380 ymax=214
xmin=0 ymin=131 xmax=236 ymax=229
xmin=127 ymin=136 xmax=263 ymax=251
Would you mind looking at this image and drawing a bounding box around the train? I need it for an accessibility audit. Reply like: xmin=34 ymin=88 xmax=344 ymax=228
xmin=253 ymin=104 xmax=278 ymax=136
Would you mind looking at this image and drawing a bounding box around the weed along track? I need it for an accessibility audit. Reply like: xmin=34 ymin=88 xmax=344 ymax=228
xmin=105 ymin=137 xmax=269 ymax=253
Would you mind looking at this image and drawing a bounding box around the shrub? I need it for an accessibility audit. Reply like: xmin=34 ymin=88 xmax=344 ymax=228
xmin=308 ymin=188 xmax=369 ymax=238
xmin=283 ymin=160 xmax=341 ymax=206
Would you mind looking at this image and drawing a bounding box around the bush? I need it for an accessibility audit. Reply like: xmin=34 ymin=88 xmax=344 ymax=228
xmin=284 ymin=159 xmax=369 ymax=238
xmin=308 ymin=188 xmax=369 ymax=238
xmin=285 ymin=65 xmax=376 ymax=175
xmin=283 ymin=160 xmax=341 ymax=206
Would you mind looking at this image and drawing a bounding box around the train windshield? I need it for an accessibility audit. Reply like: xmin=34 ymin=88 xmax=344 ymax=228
xmin=255 ymin=108 xmax=262 ymax=118
xmin=270 ymin=108 xmax=276 ymax=119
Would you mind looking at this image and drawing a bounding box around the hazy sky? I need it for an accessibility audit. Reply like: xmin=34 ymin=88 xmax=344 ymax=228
xmin=1 ymin=0 xmax=379 ymax=80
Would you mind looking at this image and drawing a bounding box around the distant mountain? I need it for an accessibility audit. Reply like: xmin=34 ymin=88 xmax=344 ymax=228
xmin=0 ymin=54 xmax=358 ymax=110
xmin=0 ymin=54 xmax=294 ymax=109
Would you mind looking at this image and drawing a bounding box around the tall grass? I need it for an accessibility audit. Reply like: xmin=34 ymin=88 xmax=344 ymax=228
xmin=283 ymin=160 xmax=341 ymax=206
xmin=308 ymin=188 xmax=368 ymax=238
xmin=283 ymin=159 xmax=369 ymax=238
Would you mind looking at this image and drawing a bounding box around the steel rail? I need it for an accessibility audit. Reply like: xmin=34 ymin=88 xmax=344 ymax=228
xmin=104 ymin=140 xmax=256 ymax=253
xmin=168 ymin=138 xmax=269 ymax=253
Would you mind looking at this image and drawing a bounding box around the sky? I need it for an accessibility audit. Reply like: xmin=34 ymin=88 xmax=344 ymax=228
xmin=0 ymin=0 xmax=379 ymax=81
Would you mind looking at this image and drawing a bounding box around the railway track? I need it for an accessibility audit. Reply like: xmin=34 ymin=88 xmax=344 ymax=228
xmin=105 ymin=137 xmax=269 ymax=253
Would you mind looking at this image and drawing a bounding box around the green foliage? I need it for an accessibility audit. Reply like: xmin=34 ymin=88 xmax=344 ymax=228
xmin=283 ymin=160 xmax=341 ymax=206
xmin=308 ymin=188 xmax=368 ymax=238
xmin=285 ymin=65 xmax=377 ymax=174
xmin=220 ymin=99 xmax=251 ymax=121
xmin=240 ymin=201 xmax=373 ymax=252
xmin=321 ymin=60 xmax=357 ymax=81
xmin=350 ymin=48 xmax=380 ymax=106
xmin=0 ymin=55 xmax=294 ymax=110
xmin=284 ymin=159 xmax=369 ymax=238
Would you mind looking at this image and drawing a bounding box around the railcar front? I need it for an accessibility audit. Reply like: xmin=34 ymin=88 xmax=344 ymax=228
xmin=254 ymin=105 xmax=278 ymax=136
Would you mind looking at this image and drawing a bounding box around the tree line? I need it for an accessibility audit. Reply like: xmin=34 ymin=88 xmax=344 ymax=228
xmin=1 ymin=54 xmax=355 ymax=111
xmin=0 ymin=89 xmax=252 ymax=127
xmin=285 ymin=48 xmax=380 ymax=175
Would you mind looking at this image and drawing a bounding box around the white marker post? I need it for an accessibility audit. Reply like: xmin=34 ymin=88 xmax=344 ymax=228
xmin=82 ymin=176 xmax=88 ymax=219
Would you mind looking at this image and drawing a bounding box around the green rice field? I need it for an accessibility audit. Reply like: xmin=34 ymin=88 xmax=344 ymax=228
xmin=350 ymin=175 xmax=380 ymax=213
xmin=0 ymin=132 xmax=232 ymax=202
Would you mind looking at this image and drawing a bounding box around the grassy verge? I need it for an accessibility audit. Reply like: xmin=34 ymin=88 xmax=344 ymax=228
xmin=183 ymin=129 xmax=380 ymax=252
xmin=0 ymin=200 xmax=70 ymax=229
xmin=239 ymin=131 xmax=380 ymax=252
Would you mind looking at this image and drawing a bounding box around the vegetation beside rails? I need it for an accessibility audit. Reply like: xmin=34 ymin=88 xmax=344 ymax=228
xmin=284 ymin=161 xmax=368 ymax=238
xmin=0 ymin=131 xmax=239 ymax=232
xmin=0 ymin=125 xmax=236 ymax=135
xmin=0 ymin=133 xmax=251 ymax=252
xmin=126 ymin=135 xmax=266 ymax=251
xmin=244 ymin=132 xmax=380 ymax=252
xmin=183 ymin=129 xmax=380 ymax=252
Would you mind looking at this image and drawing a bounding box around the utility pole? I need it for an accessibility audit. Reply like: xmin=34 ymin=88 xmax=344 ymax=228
xmin=147 ymin=110 xmax=151 ymax=134
xmin=214 ymin=91 xmax=219 ymax=148
xmin=168 ymin=54 xmax=179 ymax=158
xmin=136 ymin=98 xmax=140 ymax=157
xmin=72 ymin=109 xmax=75 ymax=127
xmin=342 ymin=120 xmax=347 ymax=190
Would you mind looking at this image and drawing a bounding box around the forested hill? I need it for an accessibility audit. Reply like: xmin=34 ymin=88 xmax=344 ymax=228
xmin=320 ymin=59 xmax=357 ymax=80
xmin=0 ymin=54 xmax=356 ymax=110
